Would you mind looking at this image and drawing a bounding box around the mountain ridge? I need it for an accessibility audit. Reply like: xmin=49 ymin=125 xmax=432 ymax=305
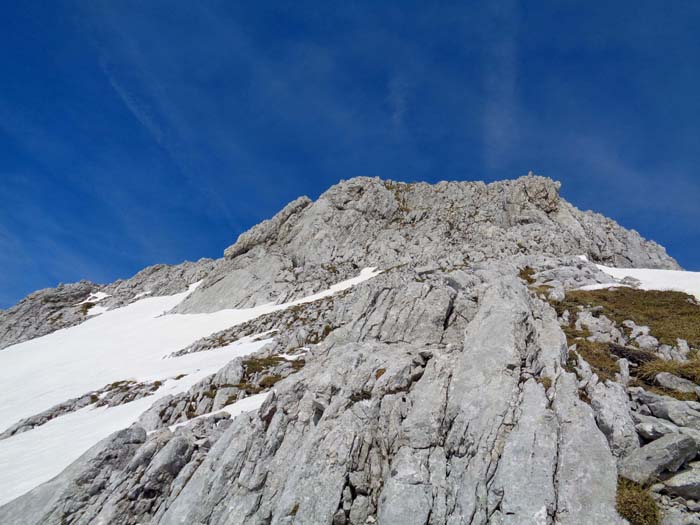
xmin=2 ymin=174 xmax=699 ymax=525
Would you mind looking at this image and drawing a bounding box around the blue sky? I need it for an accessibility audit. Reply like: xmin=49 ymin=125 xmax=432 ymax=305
xmin=1 ymin=1 xmax=699 ymax=308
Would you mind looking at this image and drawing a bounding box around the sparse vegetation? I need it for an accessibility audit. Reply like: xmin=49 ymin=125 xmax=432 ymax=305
xmin=241 ymin=356 xmax=284 ymax=374
xmin=383 ymin=180 xmax=410 ymax=212
xmin=287 ymin=358 xmax=306 ymax=371
xmin=322 ymin=263 xmax=339 ymax=274
xmin=570 ymin=338 xmax=620 ymax=382
xmin=350 ymin=391 xmax=372 ymax=403
xmin=637 ymin=355 xmax=700 ymax=384
xmin=233 ymin=382 xmax=263 ymax=395
xmin=564 ymin=330 xmax=699 ymax=400
xmin=202 ymin=389 xmax=217 ymax=399
xmin=259 ymin=375 xmax=282 ymax=388
xmin=616 ymin=477 xmax=660 ymax=525
xmin=80 ymin=302 xmax=95 ymax=316
xmin=518 ymin=266 xmax=536 ymax=285
xmin=557 ymin=288 xmax=700 ymax=348
xmin=306 ymin=323 xmax=334 ymax=344
xmin=546 ymin=286 xmax=700 ymax=402
xmin=536 ymin=376 xmax=552 ymax=390
xmin=107 ymin=380 xmax=134 ymax=391
xmin=530 ymin=284 xmax=553 ymax=297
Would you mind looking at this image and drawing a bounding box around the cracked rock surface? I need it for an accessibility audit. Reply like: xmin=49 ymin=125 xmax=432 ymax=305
xmin=0 ymin=175 xmax=695 ymax=524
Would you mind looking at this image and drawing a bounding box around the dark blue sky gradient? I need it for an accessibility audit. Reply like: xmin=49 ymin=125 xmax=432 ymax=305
xmin=1 ymin=1 xmax=699 ymax=308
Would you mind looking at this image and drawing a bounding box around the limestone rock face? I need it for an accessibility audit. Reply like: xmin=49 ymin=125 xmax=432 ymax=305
xmin=176 ymin=175 xmax=679 ymax=314
xmin=0 ymin=175 xmax=688 ymax=524
xmin=0 ymin=280 xmax=99 ymax=350
xmin=0 ymin=259 xmax=216 ymax=350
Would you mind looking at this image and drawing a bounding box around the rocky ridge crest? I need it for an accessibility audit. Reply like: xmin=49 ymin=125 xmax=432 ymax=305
xmin=1 ymin=174 xmax=696 ymax=525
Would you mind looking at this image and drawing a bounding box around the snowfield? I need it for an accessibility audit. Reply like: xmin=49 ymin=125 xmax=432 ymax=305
xmin=596 ymin=265 xmax=700 ymax=300
xmin=0 ymin=267 xmax=381 ymax=506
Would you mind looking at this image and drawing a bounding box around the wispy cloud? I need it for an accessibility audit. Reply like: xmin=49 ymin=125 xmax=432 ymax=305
xmin=481 ymin=0 xmax=520 ymax=170
xmin=80 ymin=3 xmax=243 ymax=231
xmin=100 ymin=57 xmax=165 ymax=146
xmin=388 ymin=75 xmax=410 ymax=134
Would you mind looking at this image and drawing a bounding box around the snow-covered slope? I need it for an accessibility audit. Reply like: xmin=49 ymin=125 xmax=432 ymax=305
xmin=0 ymin=268 xmax=380 ymax=505
xmin=597 ymin=264 xmax=700 ymax=299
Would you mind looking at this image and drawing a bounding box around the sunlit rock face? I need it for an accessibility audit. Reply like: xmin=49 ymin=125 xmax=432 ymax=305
xmin=3 ymin=175 xmax=697 ymax=525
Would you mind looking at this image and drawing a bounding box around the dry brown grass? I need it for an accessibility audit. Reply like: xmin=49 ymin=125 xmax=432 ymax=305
xmin=549 ymin=285 xmax=700 ymax=405
xmin=616 ymin=477 xmax=660 ymax=525
xmin=637 ymin=356 xmax=700 ymax=384
xmin=536 ymin=376 xmax=552 ymax=390
xmin=560 ymin=288 xmax=700 ymax=348
xmin=259 ymin=375 xmax=282 ymax=388
xmin=241 ymin=356 xmax=284 ymax=374
xmin=519 ymin=266 xmax=536 ymax=285
xmin=571 ymin=339 xmax=619 ymax=382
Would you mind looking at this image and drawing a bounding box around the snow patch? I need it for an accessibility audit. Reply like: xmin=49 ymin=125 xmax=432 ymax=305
xmin=0 ymin=268 xmax=381 ymax=504
xmin=76 ymin=291 xmax=110 ymax=306
xmin=576 ymin=283 xmax=632 ymax=292
xmin=168 ymin=392 xmax=269 ymax=432
xmin=86 ymin=305 xmax=109 ymax=317
xmin=278 ymin=352 xmax=306 ymax=361
xmin=596 ymin=265 xmax=700 ymax=300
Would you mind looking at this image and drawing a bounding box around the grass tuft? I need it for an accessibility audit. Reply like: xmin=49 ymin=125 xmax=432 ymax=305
xmin=637 ymin=357 xmax=700 ymax=384
xmin=536 ymin=376 xmax=552 ymax=390
xmin=241 ymin=356 xmax=284 ymax=374
xmin=80 ymin=302 xmax=95 ymax=316
xmin=519 ymin=266 xmax=536 ymax=285
xmin=259 ymin=375 xmax=282 ymax=388
xmin=616 ymin=477 xmax=660 ymax=525
xmin=571 ymin=339 xmax=619 ymax=382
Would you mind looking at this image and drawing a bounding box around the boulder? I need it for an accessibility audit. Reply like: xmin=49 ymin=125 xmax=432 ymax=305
xmin=664 ymin=469 xmax=700 ymax=500
xmin=630 ymin=389 xmax=700 ymax=430
xmin=656 ymin=373 xmax=700 ymax=396
xmin=636 ymin=334 xmax=660 ymax=351
xmin=588 ymin=380 xmax=639 ymax=458
xmin=620 ymin=434 xmax=697 ymax=485
xmin=633 ymin=413 xmax=680 ymax=441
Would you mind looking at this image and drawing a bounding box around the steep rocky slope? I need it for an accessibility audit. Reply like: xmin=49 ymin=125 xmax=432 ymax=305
xmin=2 ymin=174 xmax=699 ymax=525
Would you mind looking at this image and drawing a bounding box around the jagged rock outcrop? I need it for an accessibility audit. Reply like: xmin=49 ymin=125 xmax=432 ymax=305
xmin=0 ymin=379 xmax=164 ymax=440
xmin=0 ymin=259 xmax=217 ymax=350
xmin=0 ymin=174 xmax=694 ymax=524
xmin=1 ymin=265 xmax=628 ymax=524
xmin=175 ymin=175 xmax=678 ymax=314
xmin=0 ymin=280 xmax=99 ymax=350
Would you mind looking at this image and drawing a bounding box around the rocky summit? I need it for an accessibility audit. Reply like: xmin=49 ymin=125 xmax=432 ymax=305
xmin=1 ymin=174 xmax=700 ymax=525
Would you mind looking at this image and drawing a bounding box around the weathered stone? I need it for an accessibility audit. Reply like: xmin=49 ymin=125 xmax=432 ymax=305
xmin=553 ymin=373 xmax=625 ymax=524
xmin=664 ymin=469 xmax=700 ymax=500
xmin=588 ymin=380 xmax=639 ymax=458
xmin=656 ymin=373 xmax=700 ymax=395
xmin=576 ymin=311 xmax=625 ymax=345
xmin=630 ymin=389 xmax=700 ymax=430
xmin=633 ymin=413 xmax=680 ymax=441
xmin=620 ymin=434 xmax=697 ymax=485
xmin=636 ymin=334 xmax=660 ymax=350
